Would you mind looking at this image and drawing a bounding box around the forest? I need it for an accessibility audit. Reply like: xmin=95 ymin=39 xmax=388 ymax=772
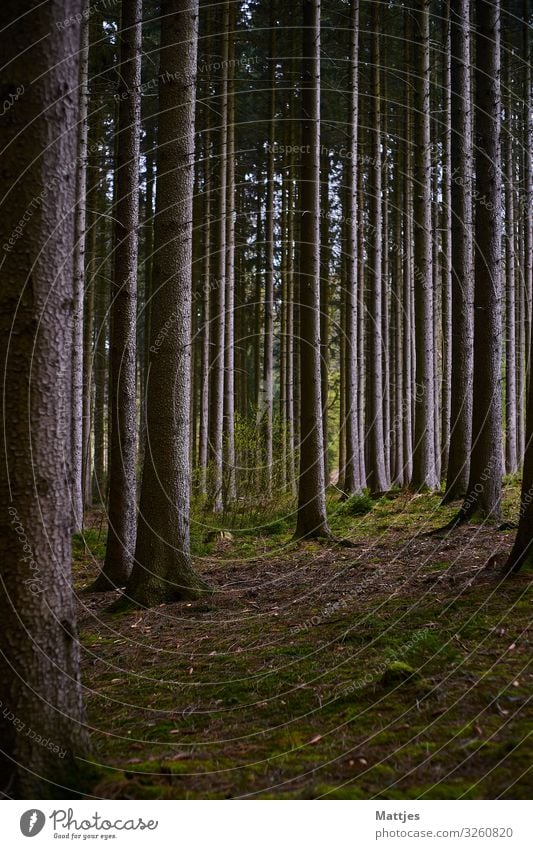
xmin=0 ymin=0 xmax=532 ymax=803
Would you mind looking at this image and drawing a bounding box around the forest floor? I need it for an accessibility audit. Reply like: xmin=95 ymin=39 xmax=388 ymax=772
xmin=73 ymin=481 xmax=532 ymax=799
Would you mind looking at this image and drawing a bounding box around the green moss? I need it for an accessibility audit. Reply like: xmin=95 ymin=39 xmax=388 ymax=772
xmin=381 ymin=661 xmax=419 ymax=685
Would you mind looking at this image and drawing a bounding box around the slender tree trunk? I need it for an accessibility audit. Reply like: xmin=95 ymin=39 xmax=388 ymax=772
xmin=0 ymin=0 xmax=89 ymax=796
xmin=402 ymin=110 xmax=414 ymax=484
xmin=366 ymin=5 xmax=389 ymax=494
xmin=263 ymin=5 xmax=276 ymax=493
xmin=199 ymin=126 xmax=211 ymax=496
xmin=504 ymin=65 xmax=518 ymax=474
xmin=342 ymin=0 xmax=361 ymax=496
xmin=92 ymin=0 xmax=141 ymax=590
xmin=357 ymin=144 xmax=367 ymax=487
xmin=295 ymin=0 xmax=330 ymax=538
xmin=412 ymin=0 xmax=438 ymax=490
xmin=440 ymin=3 xmax=452 ymax=480
xmin=83 ymin=196 xmax=96 ymax=510
xmin=286 ymin=149 xmax=297 ymax=495
xmin=392 ymin=151 xmax=404 ymax=486
xmin=443 ymin=0 xmax=474 ymax=501
xmin=126 ymin=0 xmax=208 ymax=606
xmin=72 ymin=4 xmax=90 ymax=529
xmin=320 ymin=153 xmax=331 ymax=486
xmin=207 ymin=0 xmax=229 ymax=513
xmin=224 ymin=1 xmax=236 ymax=502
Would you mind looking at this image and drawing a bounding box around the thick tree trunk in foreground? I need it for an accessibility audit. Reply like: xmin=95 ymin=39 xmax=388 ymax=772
xmin=443 ymin=0 xmax=474 ymax=502
xmin=295 ymin=0 xmax=330 ymax=539
xmin=125 ymin=0 xmax=208 ymax=607
xmin=0 ymin=0 xmax=88 ymax=796
xmin=92 ymin=0 xmax=141 ymax=590
xmin=504 ymin=6 xmax=533 ymax=572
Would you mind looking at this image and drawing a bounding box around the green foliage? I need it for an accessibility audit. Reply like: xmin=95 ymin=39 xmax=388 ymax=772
xmin=336 ymin=492 xmax=375 ymax=517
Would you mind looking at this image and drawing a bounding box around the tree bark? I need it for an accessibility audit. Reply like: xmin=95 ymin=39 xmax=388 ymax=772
xmin=411 ymin=0 xmax=438 ymax=490
xmin=223 ymin=0 xmax=236 ymax=502
xmin=342 ymin=0 xmax=361 ymax=497
xmin=125 ymin=0 xmax=208 ymax=606
xmin=207 ymin=0 xmax=229 ymax=513
xmin=295 ymin=0 xmax=330 ymax=539
xmin=0 ymin=0 xmax=89 ymax=796
xmin=92 ymin=0 xmax=141 ymax=590
xmin=366 ymin=5 xmax=389 ymax=494
xmin=72 ymin=4 xmax=90 ymax=529
xmin=460 ymin=0 xmax=503 ymax=521
xmin=443 ymin=0 xmax=474 ymax=502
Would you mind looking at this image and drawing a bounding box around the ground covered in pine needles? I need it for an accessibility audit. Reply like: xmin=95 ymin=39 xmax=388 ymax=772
xmin=73 ymin=482 xmax=532 ymax=799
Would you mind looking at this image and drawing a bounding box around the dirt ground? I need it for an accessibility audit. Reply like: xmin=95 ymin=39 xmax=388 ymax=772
xmin=73 ymin=489 xmax=532 ymax=799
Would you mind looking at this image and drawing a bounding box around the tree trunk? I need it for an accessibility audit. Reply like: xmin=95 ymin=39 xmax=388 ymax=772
xmin=92 ymin=0 xmax=141 ymax=590
xmin=262 ymin=5 xmax=276 ymax=494
xmin=460 ymin=0 xmax=503 ymax=521
xmin=342 ymin=0 xmax=361 ymax=496
xmin=126 ymin=0 xmax=208 ymax=606
xmin=223 ymin=0 xmax=236 ymax=502
xmin=207 ymin=0 xmax=229 ymax=513
xmin=72 ymin=4 xmax=90 ymax=530
xmin=411 ymin=0 xmax=438 ymax=490
xmin=0 ymin=0 xmax=89 ymax=796
xmin=295 ymin=0 xmax=330 ymax=539
xmin=443 ymin=0 xmax=474 ymax=502
xmin=366 ymin=5 xmax=389 ymax=494
xmin=504 ymin=62 xmax=518 ymax=474
xmin=320 ymin=153 xmax=331 ymax=486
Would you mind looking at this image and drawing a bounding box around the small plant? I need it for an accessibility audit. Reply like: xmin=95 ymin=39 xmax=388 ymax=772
xmin=337 ymin=492 xmax=374 ymax=517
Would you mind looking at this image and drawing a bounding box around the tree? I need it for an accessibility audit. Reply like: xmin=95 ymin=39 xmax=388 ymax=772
xmin=261 ymin=2 xmax=276 ymax=493
xmin=72 ymin=4 xmax=90 ymax=529
xmin=124 ymin=0 xmax=209 ymax=606
xmin=223 ymin=0 xmax=237 ymax=502
xmin=90 ymin=0 xmax=142 ymax=590
xmin=460 ymin=0 xmax=503 ymax=521
xmin=503 ymin=2 xmax=533 ymax=573
xmin=365 ymin=4 xmax=389 ymax=494
xmin=294 ymin=0 xmax=330 ymax=539
xmin=207 ymin=1 xmax=229 ymax=513
xmin=442 ymin=0 xmax=474 ymax=502
xmin=411 ymin=0 xmax=438 ymax=491
xmin=437 ymin=0 xmax=503 ymax=531
xmin=341 ymin=0 xmax=362 ymax=497
xmin=0 ymin=0 xmax=89 ymax=796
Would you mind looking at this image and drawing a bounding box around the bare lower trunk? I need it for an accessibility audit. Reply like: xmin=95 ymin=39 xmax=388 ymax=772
xmin=126 ymin=0 xmax=208 ymax=607
xmin=295 ymin=0 xmax=330 ymax=539
xmin=443 ymin=0 xmax=474 ymax=502
xmin=0 ymin=0 xmax=88 ymax=796
xmin=461 ymin=0 xmax=503 ymax=521
xmin=342 ymin=0 xmax=361 ymax=497
xmin=94 ymin=0 xmax=141 ymax=590
xmin=366 ymin=7 xmax=389 ymax=494
xmin=412 ymin=0 xmax=438 ymax=491
xmin=72 ymin=5 xmax=90 ymax=530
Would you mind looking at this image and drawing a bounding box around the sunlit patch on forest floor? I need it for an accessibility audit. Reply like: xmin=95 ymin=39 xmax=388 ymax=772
xmin=73 ymin=482 xmax=532 ymax=799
